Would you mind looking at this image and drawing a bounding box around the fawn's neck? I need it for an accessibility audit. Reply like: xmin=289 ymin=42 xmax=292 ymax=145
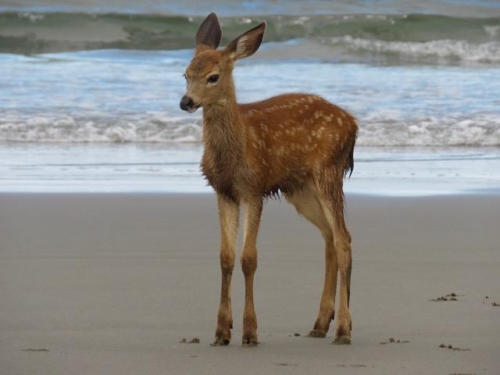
xmin=202 ymin=83 xmax=245 ymax=159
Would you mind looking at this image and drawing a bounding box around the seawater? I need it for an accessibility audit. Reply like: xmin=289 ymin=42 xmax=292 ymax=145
xmin=1 ymin=0 xmax=500 ymax=195
xmin=1 ymin=143 xmax=499 ymax=195
xmin=1 ymin=50 xmax=499 ymax=146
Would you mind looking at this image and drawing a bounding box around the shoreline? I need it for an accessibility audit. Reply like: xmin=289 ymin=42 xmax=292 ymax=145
xmin=1 ymin=193 xmax=499 ymax=374
xmin=1 ymin=188 xmax=500 ymax=197
xmin=2 ymin=143 xmax=499 ymax=196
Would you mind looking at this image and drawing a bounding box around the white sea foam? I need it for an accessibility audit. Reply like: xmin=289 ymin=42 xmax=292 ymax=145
xmin=0 ymin=114 xmax=203 ymax=143
xmin=2 ymin=113 xmax=500 ymax=146
xmin=484 ymin=25 xmax=500 ymax=38
xmin=358 ymin=114 xmax=500 ymax=146
xmin=18 ymin=12 xmax=45 ymax=23
xmin=329 ymin=36 xmax=500 ymax=64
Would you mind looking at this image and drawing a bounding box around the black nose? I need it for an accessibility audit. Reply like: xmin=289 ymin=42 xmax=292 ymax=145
xmin=180 ymin=96 xmax=194 ymax=111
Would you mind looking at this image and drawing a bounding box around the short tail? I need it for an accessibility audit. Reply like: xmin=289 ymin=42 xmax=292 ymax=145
xmin=344 ymin=126 xmax=357 ymax=179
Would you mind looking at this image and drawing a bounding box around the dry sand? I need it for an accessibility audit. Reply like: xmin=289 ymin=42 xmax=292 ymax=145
xmin=1 ymin=193 xmax=499 ymax=375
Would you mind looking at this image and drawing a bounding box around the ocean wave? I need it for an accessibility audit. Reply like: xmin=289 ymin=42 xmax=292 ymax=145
xmin=0 ymin=114 xmax=203 ymax=143
xmin=1 ymin=12 xmax=499 ymax=58
xmin=325 ymin=37 xmax=500 ymax=64
xmin=358 ymin=115 xmax=500 ymax=146
xmin=3 ymin=0 xmax=499 ymax=18
xmin=2 ymin=114 xmax=499 ymax=146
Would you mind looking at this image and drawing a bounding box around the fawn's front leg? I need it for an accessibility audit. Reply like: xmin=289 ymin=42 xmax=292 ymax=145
xmin=213 ymin=195 xmax=239 ymax=346
xmin=240 ymin=198 xmax=263 ymax=346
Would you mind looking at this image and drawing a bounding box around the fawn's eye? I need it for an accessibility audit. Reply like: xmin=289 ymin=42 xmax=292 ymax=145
xmin=183 ymin=74 xmax=187 ymax=80
xmin=207 ymin=74 xmax=219 ymax=84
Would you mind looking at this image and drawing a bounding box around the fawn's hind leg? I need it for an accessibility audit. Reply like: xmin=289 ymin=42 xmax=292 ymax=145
xmin=314 ymin=174 xmax=353 ymax=344
xmin=285 ymin=185 xmax=337 ymax=338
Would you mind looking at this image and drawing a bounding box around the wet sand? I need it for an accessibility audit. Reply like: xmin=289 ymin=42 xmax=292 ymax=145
xmin=1 ymin=193 xmax=499 ymax=374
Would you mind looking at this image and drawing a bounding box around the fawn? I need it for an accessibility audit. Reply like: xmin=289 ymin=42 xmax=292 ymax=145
xmin=180 ymin=13 xmax=358 ymax=346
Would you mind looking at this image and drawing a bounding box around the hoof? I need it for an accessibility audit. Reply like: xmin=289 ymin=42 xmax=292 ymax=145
xmin=333 ymin=336 xmax=351 ymax=345
xmin=242 ymin=341 xmax=259 ymax=347
xmin=242 ymin=333 xmax=259 ymax=346
xmin=308 ymin=330 xmax=326 ymax=338
xmin=211 ymin=337 xmax=230 ymax=346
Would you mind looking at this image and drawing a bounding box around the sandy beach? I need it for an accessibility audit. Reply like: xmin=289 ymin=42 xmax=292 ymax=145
xmin=0 ymin=193 xmax=499 ymax=374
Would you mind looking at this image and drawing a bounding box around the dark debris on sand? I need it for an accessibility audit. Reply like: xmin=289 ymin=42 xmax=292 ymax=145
xmin=380 ymin=337 xmax=409 ymax=345
xmin=481 ymin=296 xmax=499 ymax=306
xmin=439 ymin=343 xmax=471 ymax=351
xmin=179 ymin=337 xmax=200 ymax=344
xmin=430 ymin=292 xmax=462 ymax=302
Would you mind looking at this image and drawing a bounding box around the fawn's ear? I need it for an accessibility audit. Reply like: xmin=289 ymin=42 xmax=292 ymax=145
xmin=225 ymin=22 xmax=266 ymax=61
xmin=195 ymin=13 xmax=222 ymax=53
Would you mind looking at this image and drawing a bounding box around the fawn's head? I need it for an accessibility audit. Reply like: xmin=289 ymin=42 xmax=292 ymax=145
xmin=180 ymin=13 xmax=266 ymax=113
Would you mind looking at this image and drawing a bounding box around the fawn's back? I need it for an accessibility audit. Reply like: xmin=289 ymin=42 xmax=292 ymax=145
xmin=228 ymin=93 xmax=357 ymax=197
